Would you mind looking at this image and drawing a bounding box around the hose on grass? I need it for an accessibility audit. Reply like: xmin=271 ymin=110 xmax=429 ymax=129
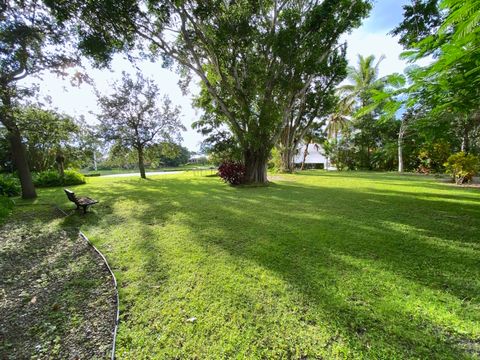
xmin=56 ymin=206 xmax=120 ymax=360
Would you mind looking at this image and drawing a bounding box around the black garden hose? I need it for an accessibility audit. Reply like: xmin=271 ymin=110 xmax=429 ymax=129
xmin=56 ymin=206 xmax=120 ymax=360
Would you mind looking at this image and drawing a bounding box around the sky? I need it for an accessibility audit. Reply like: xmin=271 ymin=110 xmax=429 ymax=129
xmin=24 ymin=0 xmax=411 ymax=152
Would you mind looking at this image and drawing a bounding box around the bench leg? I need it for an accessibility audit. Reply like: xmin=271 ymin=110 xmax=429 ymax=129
xmin=82 ymin=205 xmax=88 ymax=214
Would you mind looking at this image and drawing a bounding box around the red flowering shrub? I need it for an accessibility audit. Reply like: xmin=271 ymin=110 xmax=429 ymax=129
xmin=218 ymin=161 xmax=246 ymax=185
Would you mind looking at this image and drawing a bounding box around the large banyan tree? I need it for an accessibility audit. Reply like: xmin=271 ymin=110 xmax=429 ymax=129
xmin=43 ymin=0 xmax=372 ymax=184
xmin=144 ymin=0 xmax=372 ymax=183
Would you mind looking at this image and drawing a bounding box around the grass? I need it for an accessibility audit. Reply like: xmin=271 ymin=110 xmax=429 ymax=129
xmin=82 ymin=164 xmax=213 ymax=176
xmin=17 ymin=171 xmax=480 ymax=359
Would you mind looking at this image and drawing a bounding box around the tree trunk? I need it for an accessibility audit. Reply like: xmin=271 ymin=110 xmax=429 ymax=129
xmin=56 ymin=152 xmax=65 ymax=179
xmin=300 ymin=143 xmax=310 ymax=170
xmin=244 ymin=149 xmax=268 ymax=184
xmin=398 ymin=120 xmax=408 ymax=173
xmin=9 ymin=127 xmax=37 ymax=199
xmin=58 ymin=160 xmax=65 ymax=178
xmin=137 ymin=146 xmax=146 ymax=179
xmin=280 ymin=147 xmax=295 ymax=173
xmin=461 ymin=127 xmax=470 ymax=153
xmin=93 ymin=152 xmax=97 ymax=171
xmin=1 ymin=91 xmax=36 ymax=199
xmin=397 ymin=135 xmax=404 ymax=173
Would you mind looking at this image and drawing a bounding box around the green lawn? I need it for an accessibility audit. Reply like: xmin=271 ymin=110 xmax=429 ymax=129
xmin=23 ymin=171 xmax=480 ymax=359
xmin=82 ymin=164 xmax=212 ymax=176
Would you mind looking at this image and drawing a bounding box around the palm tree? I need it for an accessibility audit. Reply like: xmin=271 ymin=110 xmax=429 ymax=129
xmin=339 ymin=54 xmax=386 ymax=108
xmin=338 ymin=54 xmax=386 ymax=168
xmin=325 ymin=97 xmax=354 ymax=141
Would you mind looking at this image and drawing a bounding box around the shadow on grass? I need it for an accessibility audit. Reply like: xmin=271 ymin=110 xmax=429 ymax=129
xmin=47 ymin=173 xmax=480 ymax=358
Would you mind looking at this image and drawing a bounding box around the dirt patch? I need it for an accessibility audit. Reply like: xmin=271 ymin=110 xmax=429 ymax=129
xmin=439 ymin=176 xmax=480 ymax=189
xmin=0 ymin=206 xmax=116 ymax=359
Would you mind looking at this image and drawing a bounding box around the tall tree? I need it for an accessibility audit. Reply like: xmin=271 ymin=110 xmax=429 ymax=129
xmin=390 ymin=0 xmax=441 ymax=48
xmin=145 ymin=142 xmax=190 ymax=167
xmin=339 ymin=54 xmax=385 ymax=108
xmin=277 ymin=49 xmax=347 ymax=173
xmin=97 ymin=72 xmax=184 ymax=179
xmin=326 ymin=97 xmax=354 ymax=141
xmin=0 ymin=0 xmax=80 ymax=198
xmin=357 ymin=72 xmax=409 ymax=172
xmin=132 ymin=0 xmax=372 ymax=183
xmin=338 ymin=54 xmax=386 ymax=168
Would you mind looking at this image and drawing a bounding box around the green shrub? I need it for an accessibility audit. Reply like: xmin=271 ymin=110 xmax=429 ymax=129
xmin=34 ymin=170 xmax=60 ymax=187
xmin=0 ymin=196 xmax=14 ymax=223
xmin=444 ymin=152 xmax=479 ymax=185
xmin=84 ymin=173 xmax=101 ymax=177
xmin=0 ymin=174 xmax=21 ymax=197
xmin=268 ymin=147 xmax=282 ymax=173
xmin=63 ymin=169 xmax=86 ymax=185
xmin=34 ymin=170 xmax=86 ymax=187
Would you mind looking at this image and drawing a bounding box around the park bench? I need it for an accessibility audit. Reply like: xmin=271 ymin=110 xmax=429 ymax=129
xmin=64 ymin=189 xmax=98 ymax=214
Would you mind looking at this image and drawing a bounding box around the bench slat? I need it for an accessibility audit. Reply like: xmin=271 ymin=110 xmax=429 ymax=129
xmin=64 ymin=189 xmax=98 ymax=213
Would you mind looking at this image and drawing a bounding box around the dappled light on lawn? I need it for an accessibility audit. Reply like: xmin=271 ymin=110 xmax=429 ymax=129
xmin=35 ymin=171 xmax=480 ymax=359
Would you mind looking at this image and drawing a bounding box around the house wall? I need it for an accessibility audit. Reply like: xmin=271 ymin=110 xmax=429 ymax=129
xmin=293 ymin=144 xmax=327 ymax=165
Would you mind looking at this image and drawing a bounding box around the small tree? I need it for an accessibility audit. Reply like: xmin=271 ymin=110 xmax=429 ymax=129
xmin=15 ymin=107 xmax=79 ymax=172
xmin=444 ymin=152 xmax=479 ymax=184
xmin=97 ymin=73 xmax=184 ymax=179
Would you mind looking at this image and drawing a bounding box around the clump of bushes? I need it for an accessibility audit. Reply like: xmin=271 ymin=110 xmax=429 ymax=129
xmin=0 ymin=174 xmax=21 ymax=197
xmin=0 ymin=196 xmax=14 ymax=223
xmin=267 ymin=147 xmax=282 ymax=173
xmin=444 ymin=152 xmax=479 ymax=185
xmin=218 ymin=161 xmax=246 ymax=185
xmin=34 ymin=170 xmax=86 ymax=187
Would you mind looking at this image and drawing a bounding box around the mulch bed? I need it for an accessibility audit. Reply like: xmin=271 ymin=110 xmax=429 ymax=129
xmin=0 ymin=206 xmax=116 ymax=359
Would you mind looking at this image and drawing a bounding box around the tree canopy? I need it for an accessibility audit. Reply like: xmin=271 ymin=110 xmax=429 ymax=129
xmin=64 ymin=0 xmax=372 ymax=183
xmin=97 ymin=72 xmax=184 ymax=179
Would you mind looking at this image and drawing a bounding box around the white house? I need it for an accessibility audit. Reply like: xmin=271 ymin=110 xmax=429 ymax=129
xmin=188 ymin=154 xmax=208 ymax=164
xmin=293 ymin=143 xmax=335 ymax=170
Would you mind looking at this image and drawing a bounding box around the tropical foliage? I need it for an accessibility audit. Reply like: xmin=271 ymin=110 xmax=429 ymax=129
xmin=326 ymin=0 xmax=480 ymax=175
xmin=444 ymin=152 xmax=479 ymax=184
xmin=0 ymin=173 xmax=20 ymax=196
xmin=33 ymin=169 xmax=86 ymax=188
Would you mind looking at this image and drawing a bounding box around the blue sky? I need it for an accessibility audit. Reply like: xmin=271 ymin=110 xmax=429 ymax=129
xmin=23 ymin=1 xmax=412 ymax=152
xmin=362 ymin=0 xmax=410 ymax=33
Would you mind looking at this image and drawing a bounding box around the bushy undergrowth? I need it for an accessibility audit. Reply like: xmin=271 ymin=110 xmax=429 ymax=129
xmin=0 ymin=174 xmax=21 ymax=197
xmin=444 ymin=152 xmax=479 ymax=184
xmin=218 ymin=161 xmax=246 ymax=185
xmin=0 ymin=196 xmax=14 ymax=223
xmin=34 ymin=170 xmax=86 ymax=187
